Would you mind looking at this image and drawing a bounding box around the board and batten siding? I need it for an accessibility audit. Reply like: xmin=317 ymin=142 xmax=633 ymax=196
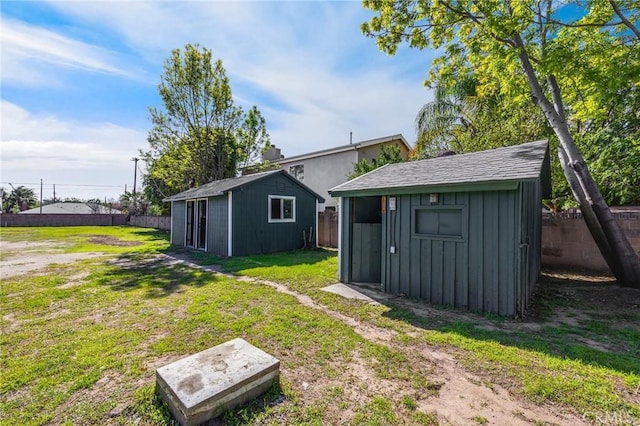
xmin=519 ymin=180 xmax=543 ymax=311
xmin=207 ymin=196 xmax=229 ymax=256
xmin=382 ymin=190 xmax=522 ymax=316
xmin=232 ymin=173 xmax=318 ymax=256
xmin=171 ymin=201 xmax=186 ymax=246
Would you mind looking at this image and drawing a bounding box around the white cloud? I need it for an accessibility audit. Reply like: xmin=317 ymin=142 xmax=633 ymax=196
xmin=1 ymin=1 xmax=438 ymax=199
xmin=1 ymin=17 xmax=135 ymax=86
xmin=1 ymin=101 xmax=145 ymax=199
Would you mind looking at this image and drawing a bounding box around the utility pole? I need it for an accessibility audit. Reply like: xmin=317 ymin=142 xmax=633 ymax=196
xmin=40 ymin=179 xmax=43 ymax=214
xmin=53 ymin=184 xmax=56 ymax=202
xmin=131 ymin=157 xmax=139 ymax=195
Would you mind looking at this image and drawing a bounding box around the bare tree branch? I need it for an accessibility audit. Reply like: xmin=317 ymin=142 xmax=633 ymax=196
xmin=609 ymin=0 xmax=640 ymax=40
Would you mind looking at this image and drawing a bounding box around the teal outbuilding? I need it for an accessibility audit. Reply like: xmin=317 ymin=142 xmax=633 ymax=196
xmin=329 ymin=140 xmax=551 ymax=316
xmin=164 ymin=170 xmax=324 ymax=256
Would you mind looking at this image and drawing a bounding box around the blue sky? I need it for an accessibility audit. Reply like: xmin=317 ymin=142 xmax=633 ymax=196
xmin=1 ymin=1 xmax=436 ymax=201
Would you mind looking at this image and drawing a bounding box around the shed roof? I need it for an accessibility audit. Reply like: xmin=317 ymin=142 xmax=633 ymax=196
xmin=163 ymin=170 xmax=325 ymax=202
xmin=330 ymin=140 xmax=550 ymax=197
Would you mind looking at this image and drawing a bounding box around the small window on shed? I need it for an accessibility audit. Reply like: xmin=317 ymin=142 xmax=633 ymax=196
xmin=269 ymin=195 xmax=296 ymax=223
xmin=414 ymin=206 xmax=464 ymax=239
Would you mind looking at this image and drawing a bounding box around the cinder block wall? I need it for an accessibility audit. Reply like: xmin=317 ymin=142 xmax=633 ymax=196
xmin=128 ymin=215 xmax=171 ymax=231
xmin=542 ymin=210 xmax=640 ymax=272
xmin=0 ymin=214 xmax=127 ymax=227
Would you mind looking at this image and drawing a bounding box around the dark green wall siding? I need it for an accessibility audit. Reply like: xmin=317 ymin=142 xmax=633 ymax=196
xmin=170 ymin=174 xmax=318 ymax=257
xmin=171 ymin=201 xmax=186 ymax=246
xmin=378 ymin=190 xmax=523 ymax=316
xmin=339 ymin=197 xmax=352 ymax=282
xmin=232 ymin=174 xmax=318 ymax=256
xmin=207 ymin=196 xmax=228 ymax=256
xmin=519 ymin=180 xmax=543 ymax=312
xmin=339 ymin=180 xmax=544 ymax=316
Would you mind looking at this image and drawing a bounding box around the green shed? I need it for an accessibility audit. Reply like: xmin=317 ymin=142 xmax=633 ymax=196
xmin=329 ymin=140 xmax=551 ymax=316
xmin=164 ymin=170 xmax=324 ymax=256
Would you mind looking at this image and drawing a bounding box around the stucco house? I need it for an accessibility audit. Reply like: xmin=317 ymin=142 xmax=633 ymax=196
xmin=163 ymin=170 xmax=324 ymax=256
xmin=329 ymin=140 xmax=551 ymax=316
xmin=268 ymin=134 xmax=411 ymax=211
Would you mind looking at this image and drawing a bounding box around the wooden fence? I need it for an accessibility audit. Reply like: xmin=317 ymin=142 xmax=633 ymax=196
xmin=318 ymin=210 xmax=339 ymax=248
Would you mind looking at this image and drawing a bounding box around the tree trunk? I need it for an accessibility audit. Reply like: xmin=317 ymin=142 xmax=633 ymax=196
xmin=558 ymin=147 xmax=622 ymax=275
xmin=515 ymin=37 xmax=640 ymax=287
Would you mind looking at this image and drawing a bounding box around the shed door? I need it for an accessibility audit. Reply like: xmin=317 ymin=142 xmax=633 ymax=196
xmin=185 ymin=199 xmax=207 ymax=250
xmin=351 ymin=197 xmax=382 ymax=283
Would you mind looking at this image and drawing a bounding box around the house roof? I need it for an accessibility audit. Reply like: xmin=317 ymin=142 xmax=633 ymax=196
xmin=273 ymin=134 xmax=411 ymax=165
xmin=19 ymin=202 xmax=121 ymax=214
xmin=163 ymin=170 xmax=325 ymax=202
xmin=329 ymin=140 xmax=550 ymax=197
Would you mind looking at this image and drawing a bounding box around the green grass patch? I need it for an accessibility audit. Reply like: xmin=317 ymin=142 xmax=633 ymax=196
xmin=3 ymin=228 xmax=639 ymax=424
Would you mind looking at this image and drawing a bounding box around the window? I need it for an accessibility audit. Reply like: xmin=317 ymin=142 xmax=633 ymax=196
xmin=269 ymin=195 xmax=296 ymax=223
xmin=413 ymin=206 xmax=465 ymax=240
xmin=289 ymin=164 xmax=304 ymax=181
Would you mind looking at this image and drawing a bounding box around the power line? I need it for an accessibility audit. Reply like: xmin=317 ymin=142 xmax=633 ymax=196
xmin=0 ymin=182 xmax=123 ymax=188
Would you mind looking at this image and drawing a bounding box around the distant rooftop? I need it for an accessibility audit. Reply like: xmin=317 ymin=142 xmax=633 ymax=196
xmin=274 ymin=134 xmax=410 ymax=164
xmin=19 ymin=202 xmax=121 ymax=215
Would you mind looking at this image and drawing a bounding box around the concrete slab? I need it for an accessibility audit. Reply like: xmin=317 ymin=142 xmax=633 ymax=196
xmin=156 ymin=338 xmax=280 ymax=426
xmin=321 ymin=283 xmax=392 ymax=303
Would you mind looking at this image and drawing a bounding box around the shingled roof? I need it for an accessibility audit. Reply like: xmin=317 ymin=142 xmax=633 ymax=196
xmin=329 ymin=140 xmax=550 ymax=197
xmin=163 ymin=170 xmax=324 ymax=202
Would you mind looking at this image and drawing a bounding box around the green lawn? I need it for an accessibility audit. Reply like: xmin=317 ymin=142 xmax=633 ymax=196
xmin=1 ymin=226 xmax=638 ymax=425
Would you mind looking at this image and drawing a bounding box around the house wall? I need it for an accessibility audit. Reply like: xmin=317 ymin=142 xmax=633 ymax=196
xmin=207 ymin=196 xmax=228 ymax=256
xmin=356 ymin=140 xmax=411 ymax=163
xmin=277 ymin=150 xmax=358 ymax=211
xmin=232 ymin=173 xmax=318 ymax=256
xmin=170 ymin=201 xmax=186 ymax=245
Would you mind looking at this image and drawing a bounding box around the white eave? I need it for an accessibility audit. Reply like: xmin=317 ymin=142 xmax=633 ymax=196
xmin=273 ymin=134 xmax=410 ymax=165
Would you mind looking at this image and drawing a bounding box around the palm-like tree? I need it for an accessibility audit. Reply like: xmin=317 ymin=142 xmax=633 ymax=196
xmin=414 ymin=78 xmax=480 ymax=158
xmin=7 ymin=185 xmax=37 ymax=212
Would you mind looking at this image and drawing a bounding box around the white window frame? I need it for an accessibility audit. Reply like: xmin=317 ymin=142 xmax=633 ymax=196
xmin=268 ymin=195 xmax=296 ymax=223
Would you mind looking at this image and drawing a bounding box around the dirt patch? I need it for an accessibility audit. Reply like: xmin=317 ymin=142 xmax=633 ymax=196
xmin=0 ymin=252 xmax=104 ymax=280
xmin=88 ymin=235 xmax=142 ymax=247
xmin=158 ymin=253 xmax=591 ymax=425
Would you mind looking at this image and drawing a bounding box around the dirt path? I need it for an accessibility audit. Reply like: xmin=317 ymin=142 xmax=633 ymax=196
xmin=162 ymin=252 xmax=587 ymax=425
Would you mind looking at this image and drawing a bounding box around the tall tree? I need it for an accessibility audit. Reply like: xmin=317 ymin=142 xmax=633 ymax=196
xmin=143 ymin=44 xmax=270 ymax=209
xmin=362 ymin=0 xmax=640 ymax=287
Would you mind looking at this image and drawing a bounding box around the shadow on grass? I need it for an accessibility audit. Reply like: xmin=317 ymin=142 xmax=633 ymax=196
xmin=219 ymin=248 xmax=337 ymax=272
xmin=125 ymin=227 xmax=170 ymax=242
xmin=95 ymin=251 xmax=220 ymax=298
xmin=378 ymin=270 xmax=640 ymax=376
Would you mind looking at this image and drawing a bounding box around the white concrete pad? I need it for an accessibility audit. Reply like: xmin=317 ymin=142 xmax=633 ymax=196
xmin=156 ymin=338 xmax=280 ymax=426
xmin=321 ymin=283 xmax=381 ymax=302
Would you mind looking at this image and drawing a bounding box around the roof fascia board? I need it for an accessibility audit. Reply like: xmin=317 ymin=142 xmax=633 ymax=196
xmin=163 ymin=170 xmax=325 ymax=203
xmin=330 ymin=180 xmax=522 ymax=197
xmin=274 ymin=134 xmax=408 ymax=164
